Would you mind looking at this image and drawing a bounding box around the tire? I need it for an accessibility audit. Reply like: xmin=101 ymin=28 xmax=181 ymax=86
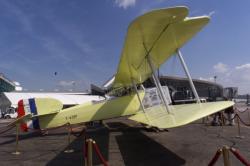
xmin=5 ymin=115 xmax=11 ymax=119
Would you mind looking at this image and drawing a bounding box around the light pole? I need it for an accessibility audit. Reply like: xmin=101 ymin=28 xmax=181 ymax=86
xmin=214 ymin=76 xmax=217 ymax=83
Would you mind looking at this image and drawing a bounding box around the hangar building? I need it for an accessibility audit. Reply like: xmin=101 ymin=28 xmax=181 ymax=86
xmin=143 ymin=76 xmax=223 ymax=101
xmin=0 ymin=73 xmax=15 ymax=92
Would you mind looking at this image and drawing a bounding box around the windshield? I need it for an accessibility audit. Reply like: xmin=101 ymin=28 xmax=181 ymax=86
xmin=142 ymin=86 xmax=172 ymax=109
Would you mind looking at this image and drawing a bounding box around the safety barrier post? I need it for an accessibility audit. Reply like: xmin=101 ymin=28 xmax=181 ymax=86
xmin=248 ymin=111 xmax=250 ymax=123
xmin=84 ymin=138 xmax=108 ymax=166
xmin=209 ymin=146 xmax=250 ymax=166
xmin=87 ymin=139 xmax=93 ymax=166
xmin=64 ymin=124 xmax=74 ymax=153
xmin=222 ymin=145 xmax=231 ymax=166
xmin=221 ymin=112 xmax=226 ymax=125
xmin=12 ymin=124 xmax=21 ymax=155
xmin=235 ymin=115 xmax=244 ymax=139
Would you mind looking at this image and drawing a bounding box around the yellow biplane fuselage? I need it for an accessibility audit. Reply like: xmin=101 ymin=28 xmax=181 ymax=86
xmin=37 ymin=93 xmax=143 ymax=129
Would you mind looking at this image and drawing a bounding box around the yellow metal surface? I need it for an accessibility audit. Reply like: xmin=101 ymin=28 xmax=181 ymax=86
xmin=129 ymin=101 xmax=234 ymax=129
xmin=34 ymin=98 xmax=63 ymax=116
xmin=113 ymin=6 xmax=210 ymax=88
xmin=38 ymin=93 xmax=144 ymax=129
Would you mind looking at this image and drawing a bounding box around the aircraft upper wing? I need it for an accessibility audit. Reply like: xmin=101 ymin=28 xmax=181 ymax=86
xmin=112 ymin=6 xmax=210 ymax=88
xmin=129 ymin=101 xmax=234 ymax=129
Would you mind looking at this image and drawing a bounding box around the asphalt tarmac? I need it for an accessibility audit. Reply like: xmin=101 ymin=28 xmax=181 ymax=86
xmin=0 ymin=103 xmax=249 ymax=166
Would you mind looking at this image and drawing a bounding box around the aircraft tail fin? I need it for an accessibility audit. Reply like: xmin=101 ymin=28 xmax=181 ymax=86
xmin=129 ymin=101 xmax=234 ymax=129
xmin=17 ymin=98 xmax=63 ymax=131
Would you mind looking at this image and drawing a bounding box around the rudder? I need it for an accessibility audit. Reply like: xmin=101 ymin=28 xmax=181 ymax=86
xmin=17 ymin=98 xmax=63 ymax=132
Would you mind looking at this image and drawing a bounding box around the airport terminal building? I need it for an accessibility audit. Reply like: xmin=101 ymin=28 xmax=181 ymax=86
xmin=143 ymin=76 xmax=224 ymax=101
xmin=0 ymin=73 xmax=15 ymax=92
xmin=98 ymin=75 xmax=227 ymax=104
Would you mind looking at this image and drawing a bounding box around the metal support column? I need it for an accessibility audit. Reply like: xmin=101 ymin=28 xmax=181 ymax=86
xmin=177 ymin=49 xmax=200 ymax=103
xmin=147 ymin=56 xmax=171 ymax=113
xmin=132 ymin=80 xmax=145 ymax=111
xmin=64 ymin=123 xmax=74 ymax=153
xmin=87 ymin=139 xmax=93 ymax=166
xmin=222 ymin=146 xmax=231 ymax=166
xmin=12 ymin=124 xmax=21 ymax=155
xmin=132 ymin=80 xmax=152 ymax=124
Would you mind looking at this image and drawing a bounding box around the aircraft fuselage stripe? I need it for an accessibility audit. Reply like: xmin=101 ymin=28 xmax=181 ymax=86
xmin=17 ymin=100 xmax=28 ymax=131
xmin=29 ymin=99 xmax=40 ymax=130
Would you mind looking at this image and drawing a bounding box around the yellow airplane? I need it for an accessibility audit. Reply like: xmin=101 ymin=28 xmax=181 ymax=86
xmin=10 ymin=6 xmax=234 ymax=132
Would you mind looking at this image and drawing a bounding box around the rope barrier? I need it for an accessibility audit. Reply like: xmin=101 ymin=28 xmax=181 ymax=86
xmin=208 ymin=149 xmax=222 ymax=166
xmin=69 ymin=125 xmax=86 ymax=138
xmin=26 ymin=122 xmax=86 ymax=137
xmin=230 ymin=148 xmax=250 ymax=166
xmin=208 ymin=146 xmax=250 ymax=166
xmin=0 ymin=124 xmax=15 ymax=135
xmin=92 ymin=141 xmax=108 ymax=166
xmin=235 ymin=107 xmax=249 ymax=113
xmin=222 ymin=113 xmax=237 ymax=121
xmin=84 ymin=138 xmax=108 ymax=166
xmin=236 ymin=114 xmax=250 ymax=126
xmin=222 ymin=114 xmax=250 ymax=126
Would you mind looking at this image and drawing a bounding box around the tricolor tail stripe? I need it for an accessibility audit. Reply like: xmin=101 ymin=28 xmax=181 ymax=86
xmin=17 ymin=98 xmax=41 ymax=132
xmin=29 ymin=99 xmax=40 ymax=130
xmin=23 ymin=99 xmax=33 ymax=129
xmin=17 ymin=100 xmax=28 ymax=132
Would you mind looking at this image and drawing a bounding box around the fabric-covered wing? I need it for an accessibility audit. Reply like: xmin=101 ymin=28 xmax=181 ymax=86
xmin=112 ymin=6 xmax=210 ymax=88
xmin=129 ymin=101 xmax=234 ymax=129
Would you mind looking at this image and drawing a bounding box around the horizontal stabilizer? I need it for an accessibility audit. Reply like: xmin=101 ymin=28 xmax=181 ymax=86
xmin=7 ymin=114 xmax=32 ymax=128
xmin=129 ymin=101 xmax=234 ymax=129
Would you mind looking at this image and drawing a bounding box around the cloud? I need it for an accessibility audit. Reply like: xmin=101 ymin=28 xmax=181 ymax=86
xmin=208 ymin=11 xmax=215 ymax=17
xmin=235 ymin=63 xmax=250 ymax=70
xmin=58 ymin=80 xmax=76 ymax=87
xmin=114 ymin=0 xmax=136 ymax=9
xmin=208 ymin=63 xmax=250 ymax=94
xmin=57 ymin=78 xmax=90 ymax=91
xmin=199 ymin=77 xmax=214 ymax=81
xmin=213 ymin=62 xmax=228 ymax=73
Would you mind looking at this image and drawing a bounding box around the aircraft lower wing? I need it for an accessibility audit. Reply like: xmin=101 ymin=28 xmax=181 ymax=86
xmin=129 ymin=101 xmax=234 ymax=129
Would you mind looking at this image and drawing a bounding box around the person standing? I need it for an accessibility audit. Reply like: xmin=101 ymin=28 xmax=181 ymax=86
xmin=224 ymin=106 xmax=235 ymax=126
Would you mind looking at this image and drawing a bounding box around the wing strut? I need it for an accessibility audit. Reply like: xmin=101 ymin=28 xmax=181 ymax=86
xmin=132 ymin=80 xmax=152 ymax=125
xmin=177 ymin=49 xmax=200 ymax=103
xmin=147 ymin=55 xmax=171 ymax=114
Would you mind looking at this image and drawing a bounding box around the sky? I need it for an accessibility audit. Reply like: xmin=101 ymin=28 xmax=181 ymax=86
xmin=0 ymin=0 xmax=250 ymax=94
